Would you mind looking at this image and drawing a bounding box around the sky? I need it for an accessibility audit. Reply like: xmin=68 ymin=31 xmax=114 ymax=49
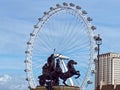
xmin=0 ymin=0 xmax=120 ymax=90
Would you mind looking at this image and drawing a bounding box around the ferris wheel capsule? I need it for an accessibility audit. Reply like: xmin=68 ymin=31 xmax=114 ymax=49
xmin=95 ymin=47 xmax=98 ymax=51
xmin=94 ymin=58 xmax=98 ymax=62
xmin=24 ymin=59 xmax=29 ymax=63
xmin=87 ymin=80 xmax=93 ymax=84
xmin=34 ymin=25 xmax=39 ymax=28
xmin=38 ymin=18 xmax=42 ymax=21
xmin=76 ymin=5 xmax=81 ymax=9
xmin=25 ymin=50 xmax=30 ymax=54
xmin=87 ymin=17 xmax=93 ymax=21
xmin=27 ymin=41 xmax=32 ymax=45
xmin=63 ymin=2 xmax=68 ymax=6
xmin=28 ymin=86 xmax=31 ymax=89
xmin=94 ymin=35 xmax=98 ymax=40
xmin=30 ymin=33 xmax=35 ymax=36
xmin=44 ymin=12 xmax=49 ymax=15
xmin=91 ymin=69 xmax=96 ymax=74
xmin=26 ymin=77 xmax=31 ymax=81
xmin=50 ymin=7 xmax=55 ymax=11
xmin=24 ymin=69 xmax=30 ymax=72
xmin=56 ymin=4 xmax=62 ymax=8
xmin=82 ymin=10 xmax=88 ymax=14
xmin=69 ymin=3 xmax=75 ymax=7
xmin=91 ymin=25 xmax=96 ymax=30
xmin=24 ymin=59 xmax=32 ymax=64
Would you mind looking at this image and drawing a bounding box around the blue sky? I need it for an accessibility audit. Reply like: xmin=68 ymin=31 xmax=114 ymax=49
xmin=0 ymin=0 xmax=120 ymax=90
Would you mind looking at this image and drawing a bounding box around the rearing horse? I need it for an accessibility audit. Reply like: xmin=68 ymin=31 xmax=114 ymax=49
xmin=60 ymin=60 xmax=80 ymax=86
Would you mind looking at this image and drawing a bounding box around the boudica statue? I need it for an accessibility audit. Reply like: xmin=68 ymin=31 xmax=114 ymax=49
xmin=38 ymin=54 xmax=80 ymax=86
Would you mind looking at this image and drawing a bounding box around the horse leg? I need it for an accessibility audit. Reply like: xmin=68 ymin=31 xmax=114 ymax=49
xmin=75 ymin=71 xmax=80 ymax=79
xmin=40 ymin=79 xmax=45 ymax=86
xmin=63 ymin=79 xmax=69 ymax=86
xmin=54 ymin=78 xmax=59 ymax=86
xmin=39 ymin=75 xmax=45 ymax=86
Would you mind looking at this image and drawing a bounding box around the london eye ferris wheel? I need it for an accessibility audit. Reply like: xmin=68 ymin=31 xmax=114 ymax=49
xmin=24 ymin=2 xmax=97 ymax=90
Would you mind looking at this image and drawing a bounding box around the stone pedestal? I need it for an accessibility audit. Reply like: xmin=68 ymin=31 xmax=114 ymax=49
xmin=31 ymin=86 xmax=80 ymax=90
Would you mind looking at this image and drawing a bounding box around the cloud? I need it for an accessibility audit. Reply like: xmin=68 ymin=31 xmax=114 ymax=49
xmin=0 ymin=74 xmax=12 ymax=84
xmin=0 ymin=74 xmax=28 ymax=90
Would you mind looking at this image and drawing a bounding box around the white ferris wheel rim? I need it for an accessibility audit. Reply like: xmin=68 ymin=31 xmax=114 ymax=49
xmin=24 ymin=2 xmax=97 ymax=89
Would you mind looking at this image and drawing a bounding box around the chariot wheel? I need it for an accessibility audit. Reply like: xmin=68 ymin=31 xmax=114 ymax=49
xmin=24 ymin=2 xmax=97 ymax=90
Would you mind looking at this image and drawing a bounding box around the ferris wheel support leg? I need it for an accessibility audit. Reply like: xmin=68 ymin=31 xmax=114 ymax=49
xmin=61 ymin=59 xmax=74 ymax=86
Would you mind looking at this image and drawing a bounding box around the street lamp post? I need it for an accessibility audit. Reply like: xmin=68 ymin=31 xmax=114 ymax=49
xmin=95 ymin=34 xmax=102 ymax=90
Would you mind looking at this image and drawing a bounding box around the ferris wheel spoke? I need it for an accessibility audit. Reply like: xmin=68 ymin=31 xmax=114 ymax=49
xmin=33 ymin=62 xmax=42 ymax=69
xmin=58 ymin=15 xmax=77 ymax=49
xmin=61 ymin=36 xmax=88 ymax=54
xmin=57 ymin=13 xmax=73 ymax=48
xmin=60 ymin=41 xmax=89 ymax=55
xmin=36 ymin=35 xmax=53 ymax=52
xmin=61 ymin=13 xmax=84 ymax=49
xmin=59 ymin=23 xmax=87 ymax=52
xmin=61 ymin=38 xmax=89 ymax=53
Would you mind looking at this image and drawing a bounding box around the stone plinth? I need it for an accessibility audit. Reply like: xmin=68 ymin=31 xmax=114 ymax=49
xmin=31 ymin=86 xmax=80 ymax=90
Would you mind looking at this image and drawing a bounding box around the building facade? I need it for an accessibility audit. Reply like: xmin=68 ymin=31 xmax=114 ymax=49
xmin=95 ymin=52 xmax=120 ymax=90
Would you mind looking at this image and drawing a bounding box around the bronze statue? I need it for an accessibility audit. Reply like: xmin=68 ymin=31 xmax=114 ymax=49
xmin=47 ymin=54 xmax=55 ymax=72
xmin=59 ymin=60 xmax=80 ymax=86
xmin=38 ymin=54 xmax=62 ymax=86
xmin=38 ymin=54 xmax=80 ymax=86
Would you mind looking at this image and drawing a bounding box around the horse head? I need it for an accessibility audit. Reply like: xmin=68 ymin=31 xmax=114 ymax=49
xmin=67 ymin=60 xmax=77 ymax=69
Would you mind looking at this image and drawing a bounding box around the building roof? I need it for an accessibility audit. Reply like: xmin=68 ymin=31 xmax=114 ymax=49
xmin=99 ymin=52 xmax=120 ymax=56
